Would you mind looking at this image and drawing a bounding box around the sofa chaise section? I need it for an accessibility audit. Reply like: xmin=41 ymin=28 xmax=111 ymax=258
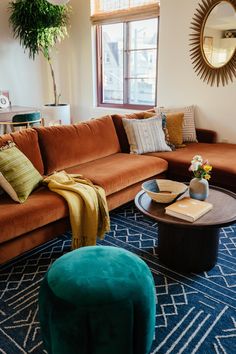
xmin=147 ymin=142 xmax=236 ymax=192
xmin=111 ymin=114 xmax=236 ymax=193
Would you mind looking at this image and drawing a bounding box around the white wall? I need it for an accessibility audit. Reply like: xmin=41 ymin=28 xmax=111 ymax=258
xmin=0 ymin=0 xmax=49 ymax=107
xmin=0 ymin=0 xmax=72 ymax=109
xmin=57 ymin=0 xmax=94 ymax=121
xmin=158 ymin=0 xmax=236 ymax=143
xmin=1 ymin=0 xmax=236 ymax=143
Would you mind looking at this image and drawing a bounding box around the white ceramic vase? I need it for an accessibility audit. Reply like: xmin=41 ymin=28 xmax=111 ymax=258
xmin=189 ymin=177 xmax=209 ymax=201
xmin=42 ymin=104 xmax=71 ymax=126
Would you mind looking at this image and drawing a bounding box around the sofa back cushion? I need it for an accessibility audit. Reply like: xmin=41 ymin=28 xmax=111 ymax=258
xmin=0 ymin=129 xmax=44 ymax=174
xmin=36 ymin=115 xmax=121 ymax=174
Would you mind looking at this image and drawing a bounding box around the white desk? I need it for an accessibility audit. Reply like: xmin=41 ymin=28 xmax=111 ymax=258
xmin=0 ymin=106 xmax=40 ymax=122
xmin=0 ymin=106 xmax=40 ymax=134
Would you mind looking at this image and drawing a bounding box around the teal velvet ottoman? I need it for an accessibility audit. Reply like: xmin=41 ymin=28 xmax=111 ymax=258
xmin=39 ymin=246 xmax=156 ymax=354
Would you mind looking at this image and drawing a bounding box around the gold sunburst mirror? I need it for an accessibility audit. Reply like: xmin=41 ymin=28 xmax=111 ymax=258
xmin=190 ymin=0 xmax=236 ymax=86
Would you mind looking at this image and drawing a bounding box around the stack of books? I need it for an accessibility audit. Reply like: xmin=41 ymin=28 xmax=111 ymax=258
xmin=165 ymin=197 xmax=213 ymax=222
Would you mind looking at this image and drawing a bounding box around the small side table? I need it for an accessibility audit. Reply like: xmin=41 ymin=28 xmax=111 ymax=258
xmin=135 ymin=185 xmax=236 ymax=272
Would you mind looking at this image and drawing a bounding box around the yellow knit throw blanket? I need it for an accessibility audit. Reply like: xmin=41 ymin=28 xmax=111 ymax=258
xmin=44 ymin=171 xmax=110 ymax=249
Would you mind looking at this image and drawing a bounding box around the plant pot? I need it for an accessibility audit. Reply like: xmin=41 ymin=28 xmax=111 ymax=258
xmin=189 ymin=177 xmax=209 ymax=201
xmin=42 ymin=104 xmax=71 ymax=126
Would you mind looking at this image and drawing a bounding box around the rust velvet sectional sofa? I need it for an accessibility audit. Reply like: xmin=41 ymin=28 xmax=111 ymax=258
xmin=0 ymin=114 xmax=235 ymax=264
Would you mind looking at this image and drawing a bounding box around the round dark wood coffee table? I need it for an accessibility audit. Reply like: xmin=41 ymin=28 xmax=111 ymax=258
xmin=135 ymin=185 xmax=236 ymax=272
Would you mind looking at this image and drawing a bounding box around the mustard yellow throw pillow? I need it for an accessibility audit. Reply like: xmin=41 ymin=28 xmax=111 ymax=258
xmin=165 ymin=113 xmax=184 ymax=147
xmin=0 ymin=141 xmax=42 ymax=203
xmin=155 ymin=105 xmax=197 ymax=142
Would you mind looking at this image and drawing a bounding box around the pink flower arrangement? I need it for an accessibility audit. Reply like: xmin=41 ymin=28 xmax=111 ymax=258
xmin=189 ymin=155 xmax=212 ymax=180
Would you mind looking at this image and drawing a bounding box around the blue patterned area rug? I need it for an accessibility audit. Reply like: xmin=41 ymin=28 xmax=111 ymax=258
xmin=0 ymin=202 xmax=236 ymax=354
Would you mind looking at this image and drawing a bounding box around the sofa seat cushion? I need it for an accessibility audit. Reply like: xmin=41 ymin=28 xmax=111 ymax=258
xmin=146 ymin=143 xmax=236 ymax=190
xmin=65 ymin=153 xmax=168 ymax=196
xmin=0 ymin=188 xmax=68 ymax=244
xmin=36 ymin=116 xmax=121 ymax=174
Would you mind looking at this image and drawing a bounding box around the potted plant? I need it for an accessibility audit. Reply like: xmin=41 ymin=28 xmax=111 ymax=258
xmin=9 ymin=0 xmax=71 ymax=125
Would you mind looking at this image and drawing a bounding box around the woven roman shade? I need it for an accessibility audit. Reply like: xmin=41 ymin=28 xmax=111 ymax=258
xmin=90 ymin=0 xmax=160 ymax=24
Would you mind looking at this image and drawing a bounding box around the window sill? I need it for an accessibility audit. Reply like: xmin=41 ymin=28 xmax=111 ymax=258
xmin=96 ymin=103 xmax=154 ymax=111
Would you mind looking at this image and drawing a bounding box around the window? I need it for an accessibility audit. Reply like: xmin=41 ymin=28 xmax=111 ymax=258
xmin=91 ymin=0 xmax=160 ymax=109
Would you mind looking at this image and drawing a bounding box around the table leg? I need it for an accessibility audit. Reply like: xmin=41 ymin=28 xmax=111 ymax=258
xmin=158 ymin=222 xmax=220 ymax=272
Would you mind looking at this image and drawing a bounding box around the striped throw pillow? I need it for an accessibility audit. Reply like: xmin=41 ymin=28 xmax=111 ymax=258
xmin=0 ymin=142 xmax=42 ymax=203
xmin=122 ymin=117 xmax=172 ymax=154
xmin=155 ymin=105 xmax=197 ymax=143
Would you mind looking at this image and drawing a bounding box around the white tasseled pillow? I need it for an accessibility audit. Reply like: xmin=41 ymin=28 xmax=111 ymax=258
xmin=122 ymin=117 xmax=172 ymax=154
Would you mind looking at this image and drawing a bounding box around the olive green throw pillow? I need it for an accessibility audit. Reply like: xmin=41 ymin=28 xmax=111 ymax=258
xmin=0 ymin=142 xmax=42 ymax=203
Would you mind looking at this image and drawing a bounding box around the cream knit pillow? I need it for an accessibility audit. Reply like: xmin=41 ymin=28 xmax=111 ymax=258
xmin=122 ymin=117 xmax=172 ymax=154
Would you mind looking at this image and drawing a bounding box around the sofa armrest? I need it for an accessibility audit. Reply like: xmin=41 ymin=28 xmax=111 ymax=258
xmin=196 ymin=128 xmax=217 ymax=143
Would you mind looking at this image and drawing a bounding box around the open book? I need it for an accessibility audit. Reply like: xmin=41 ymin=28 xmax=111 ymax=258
xmin=165 ymin=197 xmax=213 ymax=222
